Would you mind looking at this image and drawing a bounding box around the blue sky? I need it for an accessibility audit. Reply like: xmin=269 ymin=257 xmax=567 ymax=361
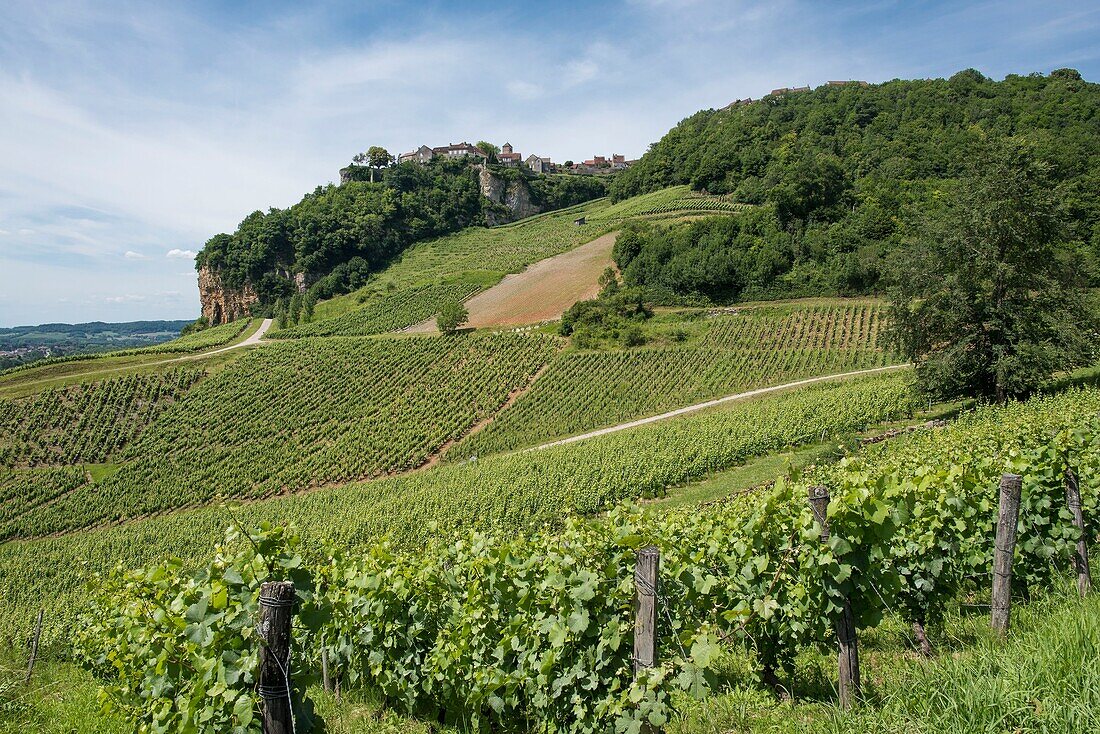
xmin=1 ymin=0 xmax=1098 ymax=326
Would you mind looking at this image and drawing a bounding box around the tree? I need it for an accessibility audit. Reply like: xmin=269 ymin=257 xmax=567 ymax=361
xmin=476 ymin=141 xmax=500 ymax=163
xmin=367 ymin=146 xmax=392 ymax=182
xmin=886 ymin=139 xmax=1094 ymax=402
xmin=437 ymin=301 xmax=469 ymax=333
xmin=302 ymin=290 xmax=317 ymax=323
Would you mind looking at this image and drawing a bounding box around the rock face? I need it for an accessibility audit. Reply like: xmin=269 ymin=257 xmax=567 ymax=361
xmin=477 ymin=166 xmax=541 ymax=225
xmin=198 ymin=265 xmax=259 ymax=325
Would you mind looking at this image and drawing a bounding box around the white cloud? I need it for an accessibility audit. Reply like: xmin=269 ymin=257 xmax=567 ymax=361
xmin=507 ymin=81 xmax=543 ymax=100
xmin=17 ymin=228 xmax=35 ymax=235
xmin=166 ymin=248 xmax=197 ymax=259
xmin=564 ymin=60 xmax=600 ymax=86
xmin=105 ymin=294 xmax=146 ymax=303
xmin=124 ymin=250 xmax=146 ymax=259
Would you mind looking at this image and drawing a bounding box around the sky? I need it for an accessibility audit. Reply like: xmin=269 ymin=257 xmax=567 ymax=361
xmin=1 ymin=1 xmax=1098 ymax=327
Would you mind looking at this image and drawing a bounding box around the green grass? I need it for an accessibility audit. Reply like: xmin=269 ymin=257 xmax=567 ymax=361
xmin=0 ymin=652 xmax=128 ymax=734
xmin=0 ymin=320 xmax=262 ymax=399
xmin=669 ymin=579 xmax=1100 ymax=734
xmin=587 ymin=185 xmax=750 ymax=223
xmin=84 ymin=463 xmax=121 ymax=483
xmin=452 ymin=301 xmax=895 ymax=456
xmin=280 ymin=199 xmax=615 ymax=337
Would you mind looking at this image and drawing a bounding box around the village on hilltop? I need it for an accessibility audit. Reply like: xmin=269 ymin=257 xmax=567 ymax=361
xmin=397 ymin=141 xmax=636 ymax=174
xmin=723 ymin=79 xmax=869 ymax=109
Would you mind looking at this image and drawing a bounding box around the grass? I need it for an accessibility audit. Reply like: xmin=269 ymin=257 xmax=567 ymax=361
xmin=4 ymin=576 xmax=1095 ymax=733
xmin=297 ymin=199 xmax=615 ymax=333
xmin=84 ymin=464 xmax=122 ymax=483
xmin=0 ymin=652 xmax=128 ymax=734
xmin=669 ymin=577 xmax=1100 ymax=734
xmin=0 ymin=319 xmax=262 ymax=399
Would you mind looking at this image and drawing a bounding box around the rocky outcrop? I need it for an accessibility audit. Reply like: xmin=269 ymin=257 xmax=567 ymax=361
xmin=198 ymin=265 xmax=259 ymax=325
xmin=477 ymin=166 xmax=541 ymax=225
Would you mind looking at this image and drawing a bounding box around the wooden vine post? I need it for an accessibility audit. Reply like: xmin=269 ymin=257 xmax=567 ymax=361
xmin=1065 ymin=468 xmax=1092 ymax=596
xmin=991 ymin=474 xmax=1022 ymax=635
xmin=24 ymin=609 xmax=43 ymax=684
xmin=258 ymin=581 xmax=296 ymax=734
xmin=633 ymin=545 xmax=660 ymax=674
xmin=808 ymin=485 xmax=860 ymax=709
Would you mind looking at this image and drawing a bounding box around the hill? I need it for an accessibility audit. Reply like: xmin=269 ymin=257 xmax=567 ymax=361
xmin=195 ymin=157 xmax=607 ymax=325
xmin=0 ymin=320 xmax=191 ymax=369
xmin=609 ymin=69 xmax=1100 ymax=302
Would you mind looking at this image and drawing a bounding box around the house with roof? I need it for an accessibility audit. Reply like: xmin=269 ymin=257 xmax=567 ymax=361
xmin=398 ymin=142 xmax=488 ymax=163
xmin=433 ymin=142 xmax=487 ymax=159
xmin=524 ymin=154 xmax=554 ymax=173
xmin=498 ymin=142 xmax=522 ymax=167
xmin=398 ymin=145 xmax=434 ymax=164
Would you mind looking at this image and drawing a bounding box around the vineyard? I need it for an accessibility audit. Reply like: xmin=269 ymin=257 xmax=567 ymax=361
xmin=277 ymin=200 xmax=613 ymax=337
xmin=0 ymin=372 xmax=915 ymax=648
xmin=129 ymin=318 xmax=253 ymax=354
xmin=4 ymin=333 xmax=558 ymax=539
xmin=0 ymin=368 xmax=205 ymax=466
xmin=587 ymin=185 xmax=750 ymax=223
xmin=71 ymin=385 xmax=1100 ymax=732
xmin=0 ymin=319 xmax=251 ymax=381
xmin=271 ymin=278 xmax=485 ymax=338
xmin=454 ymin=301 xmax=893 ymax=456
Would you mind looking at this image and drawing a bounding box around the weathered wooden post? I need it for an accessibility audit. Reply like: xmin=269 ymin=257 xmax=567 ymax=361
xmin=633 ymin=545 xmax=659 ymax=674
xmin=24 ymin=609 xmax=43 ymax=684
xmin=321 ymin=647 xmax=333 ymax=694
xmin=258 ymin=581 xmax=296 ymax=734
xmin=1066 ymin=469 xmax=1092 ymax=596
xmin=991 ymin=474 xmax=1022 ymax=635
xmin=808 ymin=485 xmax=860 ymax=709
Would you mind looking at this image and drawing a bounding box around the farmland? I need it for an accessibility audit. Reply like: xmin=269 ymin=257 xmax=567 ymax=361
xmin=454 ymin=301 xmax=893 ymax=455
xmin=271 ymin=199 xmax=614 ymax=337
xmin=587 ymin=185 xmax=751 ymax=223
xmin=0 ymin=371 xmax=916 ymax=646
xmin=0 ymin=369 xmax=205 ymax=466
xmin=3 ymin=332 xmax=557 ymax=539
xmin=61 ymin=383 xmax=1100 ymax=732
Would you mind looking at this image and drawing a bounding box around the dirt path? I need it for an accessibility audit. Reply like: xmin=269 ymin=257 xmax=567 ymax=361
xmin=526 ymin=363 xmax=911 ymax=451
xmin=407 ymin=232 xmax=617 ymax=332
xmin=1 ymin=319 xmax=273 ymax=394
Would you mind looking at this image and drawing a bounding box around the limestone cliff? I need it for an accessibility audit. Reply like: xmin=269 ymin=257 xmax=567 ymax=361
xmin=198 ymin=265 xmax=259 ymax=325
xmin=477 ymin=166 xmax=542 ymax=225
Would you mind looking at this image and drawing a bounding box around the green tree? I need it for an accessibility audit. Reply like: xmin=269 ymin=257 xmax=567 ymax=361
xmin=598 ymin=266 xmax=620 ymax=295
xmin=886 ymin=139 xmax=1094 ymax=402
xmin=436 ymin=301 xmax=469 ymax=333
xmin=476 ymin=141 xmax=500 ymax=163
xmin=302 ymin=290 xmax=317 ymax=323
xmin=367 ymin=146 xmax=392 ymax=182
xmin=288 ymin=293 xmax=303 ymax=326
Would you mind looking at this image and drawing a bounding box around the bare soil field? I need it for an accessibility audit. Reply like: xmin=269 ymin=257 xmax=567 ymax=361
xmin=408 ymin=232 xmax=617 ymax=332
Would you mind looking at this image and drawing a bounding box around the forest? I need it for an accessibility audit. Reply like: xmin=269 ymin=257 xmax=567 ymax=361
xmin=610 ymin=69 xmax=1100 ymax=301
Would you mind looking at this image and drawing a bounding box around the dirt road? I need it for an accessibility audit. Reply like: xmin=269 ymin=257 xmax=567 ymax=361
xmin=527 ymin=363 xmax=911 ymax=451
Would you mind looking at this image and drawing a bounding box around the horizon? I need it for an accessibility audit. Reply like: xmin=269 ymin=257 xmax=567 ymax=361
xmin=1 ymin=0 xmax=1098 ymax=327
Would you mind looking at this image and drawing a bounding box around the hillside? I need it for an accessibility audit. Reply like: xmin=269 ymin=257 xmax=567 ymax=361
xmin=608 ymin=69 xmax=1100 ymax=302
xmin=195 ymin=158 xmax=607 ymax=325
xmin=0 ymin=320 xmax=190 ymax=369
xmin=3 ymin=69 xmax=1100 ymax=734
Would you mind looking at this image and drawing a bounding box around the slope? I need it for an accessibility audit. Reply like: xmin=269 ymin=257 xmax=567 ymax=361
xmin=406 ymin=231 xmax=617 ymax=331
